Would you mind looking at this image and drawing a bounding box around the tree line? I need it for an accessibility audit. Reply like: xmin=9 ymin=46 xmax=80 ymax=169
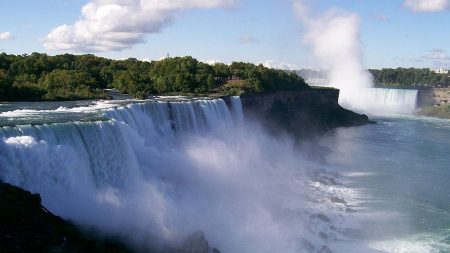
xmin=0 ymin=53 xmax=309 ymax=102
xmin=369 ymin=68 xmax=450 ymax=88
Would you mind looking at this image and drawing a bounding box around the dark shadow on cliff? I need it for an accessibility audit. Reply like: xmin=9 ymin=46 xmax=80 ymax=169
xmin=0 ymin=181 xmax=134 ymax=253
xmin=236 ymin=89 xmax=373 ymax=162
xmin=239 ymin=89 xmax=371 ymax=139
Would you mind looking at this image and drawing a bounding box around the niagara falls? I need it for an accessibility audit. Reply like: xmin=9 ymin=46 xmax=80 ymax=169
xmin=1 ymin=0 xmax=450 ymax=253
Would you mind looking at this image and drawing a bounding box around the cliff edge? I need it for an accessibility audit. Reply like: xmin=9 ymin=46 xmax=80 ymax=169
xmin=238 ymin=88 xmax=371 ymax=138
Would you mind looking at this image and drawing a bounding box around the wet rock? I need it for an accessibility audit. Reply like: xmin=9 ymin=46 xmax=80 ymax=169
xmin=318 ymin=245 xmax=332 ymax=253
xmin=345 ymin=208 xmax=357 ymax=213
xmin=310 ymin=213 xmax=331 ymax=223
xmin=299 ymin=238 xmax=315 ymax=253
xmin=182 ymin=231 xmax=209 ymax=253
xmin=329 ymin=225 xmax=337 ymax=231
xmin=330 ymin=197 xmax=347 ymax=205
xmin=212 ymin=248 xmax=221 ymax=253
xmin=319 ymin=232 xmax=328 ymax=240
xmin=320 ymin=177 xmax=337 ymax=185
xmin=342 ymin=228 xmax=364 ymax=240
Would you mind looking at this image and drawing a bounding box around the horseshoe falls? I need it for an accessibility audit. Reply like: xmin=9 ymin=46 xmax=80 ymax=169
xmin=1 ymin=97 xmax=450 ymax=253
xmin=338 ymin=88 xmax=419 ymax=115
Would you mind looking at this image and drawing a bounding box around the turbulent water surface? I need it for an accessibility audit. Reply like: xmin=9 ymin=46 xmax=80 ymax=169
xmin=0 ymin=97 xmax=449 ymax=253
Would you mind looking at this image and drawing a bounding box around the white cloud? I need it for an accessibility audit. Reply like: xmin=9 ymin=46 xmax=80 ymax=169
xmin=422 ymin=48 xmax=450 ymax=60
xmin=260 ymin=60 xmax=301 ymax=70
xmin=239 ymin=35 xmax=259 ymax=44
xmin=201 ymin=59 xmax=223 ymax=65
xmin=0 ymin=32 xmax=15 ymax=40
xmin=404 ymin=0 xmax=449 ymax=12
xmin=44 ymin=0 xmax=237 ymax=52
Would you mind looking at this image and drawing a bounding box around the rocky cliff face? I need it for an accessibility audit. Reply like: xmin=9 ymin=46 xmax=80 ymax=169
xmin=0 ymin=181 xmax=220 ymax=253
xmin=237 ymin=89 xmax=371 ymax=138
xmin=0 ymin=181 xmax=132 ymax=253
xmin=418 ymin=88 xmax=450 ymax=107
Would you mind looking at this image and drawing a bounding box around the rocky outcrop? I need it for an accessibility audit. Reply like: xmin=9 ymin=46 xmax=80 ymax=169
xmin=181 ymin=231 xmax=209 ymax=253
xmin=0 ymin=181 xmax=132 ymax=253
xmin=417 ymin=88 xmax=450 ymax=107
xmin=237 ymin=89 xmax=371 ymax=138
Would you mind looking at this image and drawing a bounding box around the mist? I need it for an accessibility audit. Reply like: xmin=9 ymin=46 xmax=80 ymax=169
xmin=0 ymin=99 xmax=365 ymax=253
xmin=293 ymin=0 xmax=384 ymax=113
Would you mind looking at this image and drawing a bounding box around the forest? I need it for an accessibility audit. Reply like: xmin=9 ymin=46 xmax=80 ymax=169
xmin=369 ymin=68 xmax=450 ymax=88
xmin=0 ymin=53 xmax=309 ymax=101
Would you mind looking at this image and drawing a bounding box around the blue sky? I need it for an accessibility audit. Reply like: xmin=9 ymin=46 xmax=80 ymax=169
xmin=1 ymin=0 xmax=450 ymax=69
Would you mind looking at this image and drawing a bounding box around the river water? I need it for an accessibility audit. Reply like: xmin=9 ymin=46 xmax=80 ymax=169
xmin=0 ymin=98 xmax=449 ymax=253
xmin=322 ymin=115 xmax=450 ymax=253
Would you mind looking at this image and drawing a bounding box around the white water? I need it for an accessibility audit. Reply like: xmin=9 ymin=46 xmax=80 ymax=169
xmin=339 ymin=88 xmax=419 ymax=115
xmin=0 ymin=97 xmax=354 ymax=252
xmin=1 ymin=97 xmax=447 ymax=253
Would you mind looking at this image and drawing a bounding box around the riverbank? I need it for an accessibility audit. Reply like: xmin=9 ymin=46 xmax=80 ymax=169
xmin=418 ymin=104 xmax=450 ymax=119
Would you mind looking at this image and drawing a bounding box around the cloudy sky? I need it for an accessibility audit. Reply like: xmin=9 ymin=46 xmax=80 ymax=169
xmin=1 ymin=0 xmax=450 ymax=69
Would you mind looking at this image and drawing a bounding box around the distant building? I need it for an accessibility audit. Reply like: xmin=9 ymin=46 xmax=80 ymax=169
xmin=433 ymin=68 xmax=449 ymax=74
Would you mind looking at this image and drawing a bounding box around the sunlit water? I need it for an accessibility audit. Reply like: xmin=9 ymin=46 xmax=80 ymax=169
xmin=0 ymin=98 xmax=449 ymax=253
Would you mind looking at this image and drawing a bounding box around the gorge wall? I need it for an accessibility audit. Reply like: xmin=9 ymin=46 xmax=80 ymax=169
xmin=417 ymin=88 xmax=450 ymax=107
xmin=234 ymin=88 xmax=371 ymax=138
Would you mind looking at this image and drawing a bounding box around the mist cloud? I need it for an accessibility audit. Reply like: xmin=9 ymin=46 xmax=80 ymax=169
xmin=43 ymin=0 xmax=237 ymax=52
xmin=293 ymin=0 xmax=373 ymax=109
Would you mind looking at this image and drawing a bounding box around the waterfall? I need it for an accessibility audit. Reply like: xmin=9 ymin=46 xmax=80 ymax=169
xmin=0 ymin=99 xmax=237 ymax=189
xmin=230 ymin=96 xmax=244 ymax=123
xmin=339 ymin=88 xmax=418 ymax=115
xmin=0 ymin=96 xmax=360 ymax=253
xmin=0 ymin=97 xmax=305 ymax=252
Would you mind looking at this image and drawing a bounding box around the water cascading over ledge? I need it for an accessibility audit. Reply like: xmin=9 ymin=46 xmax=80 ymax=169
xmin=0 ymin=98 xmax=242 ymax=190
xmin=1 ymin=97 xmax=295 ymax=252
xmin=339 ymin=88 xmax=419 ymax=115
xmin=0 ymin=96 xmax=370 ymax=253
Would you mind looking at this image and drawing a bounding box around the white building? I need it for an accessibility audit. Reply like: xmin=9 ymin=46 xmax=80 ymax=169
xmin=433 ymin=68 xmax=449 ymax=74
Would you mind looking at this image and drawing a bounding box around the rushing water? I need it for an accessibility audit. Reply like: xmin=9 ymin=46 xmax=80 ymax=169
xmin=0 ymin=97 xmax=449 ymax=253
xmin=306 ymin=79 xmax=419 ymax=115
xmin=339 ymin=88 xmax=419 ymax=115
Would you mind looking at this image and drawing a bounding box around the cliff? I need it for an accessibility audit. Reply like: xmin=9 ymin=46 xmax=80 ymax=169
xmin=237 ymin=88 xmax=371 ymax=138
xmin=0 ymin=181 xmax=132 ymax=253
xmin=417 ymin=88 xmax=450 ymax=107
xmin=416 ymin=88 xmax=450 ymax=119
xmin=0 ymin=181 xmax=222 ymax=253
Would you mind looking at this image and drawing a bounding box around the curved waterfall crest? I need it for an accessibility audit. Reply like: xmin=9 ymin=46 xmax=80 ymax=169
xmin=339 ymin=88 xmax=419 ymax=114
xmin=0 ymin=96 xmax=361 ymax=253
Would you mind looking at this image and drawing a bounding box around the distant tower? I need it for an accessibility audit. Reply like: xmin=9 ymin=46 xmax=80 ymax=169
xmin=167 ymin=53 xmax=170 ymax=59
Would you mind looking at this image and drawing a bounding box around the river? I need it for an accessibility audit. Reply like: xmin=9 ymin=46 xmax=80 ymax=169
xmin=322 ymin=115 xmax=450 ymax=253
